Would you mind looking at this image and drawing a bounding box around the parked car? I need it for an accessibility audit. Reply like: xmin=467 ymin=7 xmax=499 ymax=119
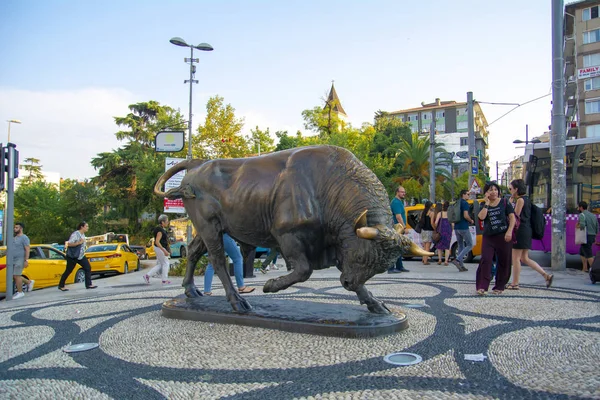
xmin=0 ymin=244 xmax=82 ymax=293
xmin=169 ymin=240 xmax=188 ymax=258
xmin=129 ymin=245 xmax=147 ymax=260
xmin=85 ymin=243 xmax=140 ymax=275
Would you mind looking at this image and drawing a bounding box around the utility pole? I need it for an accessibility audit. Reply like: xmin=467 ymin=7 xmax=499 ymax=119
xmin=429 ymin=115 xmax=436 ymax=202
xmin=551 ymin=0 xmax=566 ymax=271
xmin=467 ymin=92 xmax=476 ymax=198
xmin=496 ymin=161 xmax=499 ymax=182
xmin=3 ymin=143 xmax=18 ymax=300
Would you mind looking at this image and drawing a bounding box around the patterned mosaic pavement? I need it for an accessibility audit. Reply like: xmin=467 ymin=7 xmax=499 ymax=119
xmin=0 ymin=273 xmax=599 ymax=399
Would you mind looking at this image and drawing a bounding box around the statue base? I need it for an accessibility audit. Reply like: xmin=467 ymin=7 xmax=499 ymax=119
xmin=162 ymin=295 xmax=408 ymax=338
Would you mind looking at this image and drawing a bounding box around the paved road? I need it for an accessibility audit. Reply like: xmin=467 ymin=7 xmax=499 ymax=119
xmin=0 ymin=257 xmax=598 ymax=399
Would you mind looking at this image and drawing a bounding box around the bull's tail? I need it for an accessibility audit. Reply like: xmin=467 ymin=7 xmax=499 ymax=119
xmin=154 ymin=159 xmax=208 ymax=197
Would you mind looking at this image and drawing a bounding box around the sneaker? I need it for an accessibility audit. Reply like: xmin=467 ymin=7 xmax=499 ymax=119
xmin=13 ymin=292 xmax=24 ymax=299
xmin=162 ymin=280 xmax=172 ymax=285
xmin=27 ymin=280 xmax=35 ymax=292
xmin=143 ymin=274 xmax=150 ymax=284
xmin=271 ymin=264 xmax=279 ymax=270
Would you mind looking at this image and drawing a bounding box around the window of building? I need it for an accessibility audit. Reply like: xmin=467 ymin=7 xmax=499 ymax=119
xmin=436 ymin=111 xmax=445 ymax=118
xmin=584 ymin=29 xmax=600 ymax=44
xmin=408 ymin=113 xmax=418 ymax=121
xmin=457 ymin=121 xmax=468 ymax=130
xmin=586 ymin=124 xmax=600 ymax=138
xmin=585 ymin=77 xmax=600 ymax=91
xmin=422 ymin=113 xmax=430 ymax=120
xmin=585 ymin=98 xmax=600 ymax=114
xmin=460 ymin=137 xmax=468 ymax=146
xmin=436 ymin=124 xmax=445 ymax=132
xmin=583 ymin=6 xmax=599 ymax=21
xmin=583 ymin=53 xmax=600 ymax=67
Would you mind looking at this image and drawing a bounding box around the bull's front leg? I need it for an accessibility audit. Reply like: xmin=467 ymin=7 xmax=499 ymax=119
xmin=209 ymin=235 xmax=252 ymax=313
xmin=183 ymin=235 xmax=206 ymax=297
xmin=355 ymin=285 xmax=390 ymax=314
xmin=263 ymin=234 xmax=313 ymax=293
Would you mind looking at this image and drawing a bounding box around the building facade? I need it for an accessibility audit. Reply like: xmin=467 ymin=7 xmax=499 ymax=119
xmin=385 ymin=98 xmax=490 ymax=176
xmin=564 ymin=0 xmax=600 ymax=138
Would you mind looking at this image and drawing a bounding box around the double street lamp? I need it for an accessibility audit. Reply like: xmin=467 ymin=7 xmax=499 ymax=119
xmin=170 ymin=37 xmax=213 ymax=245
xmin=169 ymin=37 xmax=213 ymax=160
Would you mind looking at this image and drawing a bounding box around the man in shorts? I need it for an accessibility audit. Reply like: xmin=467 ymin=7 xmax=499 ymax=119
xmin=12 ymin=222 xmax=33 ymax=299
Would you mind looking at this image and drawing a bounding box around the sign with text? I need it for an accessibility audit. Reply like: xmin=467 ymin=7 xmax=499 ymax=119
xmin=578 ymin=66 xmax=600 ymax=80
xmin=155 ymin=131 xmax=185 ymax=152
xmin=164 ymin=158 xmax=186 ymax=213
xmin=470 ymin=156 xmax=479 ymax=175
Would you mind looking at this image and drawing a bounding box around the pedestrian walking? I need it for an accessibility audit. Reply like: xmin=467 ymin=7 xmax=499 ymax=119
xmin=144 ymin=214 xmax=172 ymax=285
xmin=451 ymin=190 xmax=473 ymax=272
xmin=475 ymin=182 xmax=515 ymax=295
xmin=433 ymin=201 xmax=453 ymax=266
xmin=507 ymin=179 xmax=553 ymax=289
xmin=419 ymin=201 xmax=435 ymax=265
xmin=388 ymin=186 xmax=410 ymax=273
xmin=58 ymin=221 xmax=97 ymax=291
xmin=577 ymin=201 xmax=599 ymax=273
xmin=204 ymin=233 xmax=255 ymax=295
xmin=11 ymin=223 xmax=33 ymax=299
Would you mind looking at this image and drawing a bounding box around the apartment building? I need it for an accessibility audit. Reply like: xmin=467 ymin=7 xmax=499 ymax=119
xmin=385 ymin=98 xmax=490 ymax=175
xmin=564 ymin=0 xmax=600 ymax=138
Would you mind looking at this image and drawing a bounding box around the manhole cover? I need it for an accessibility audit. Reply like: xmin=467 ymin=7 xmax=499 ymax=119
xmin=63 ymin=343 xmax=99 ymax=353
xmin=383 ymin=352 xmax=422 ymax=366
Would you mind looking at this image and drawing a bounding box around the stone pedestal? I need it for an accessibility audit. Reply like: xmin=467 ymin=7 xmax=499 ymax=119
xmin=162 ymin=295 xmax=408 ymax=338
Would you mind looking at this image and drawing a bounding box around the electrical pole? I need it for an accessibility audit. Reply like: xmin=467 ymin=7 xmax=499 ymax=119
xmin=496 ymin=161 xmax=499 ymax=182
xmin=3 ymin=144 xmax=18 ymax=300
xmin=429 ymin=115 xmax=436 ymax=202
xmin=467 ymin=92 xmax=476 ymax=198
xmin=551 ymin=0 xmax=566 ymax=271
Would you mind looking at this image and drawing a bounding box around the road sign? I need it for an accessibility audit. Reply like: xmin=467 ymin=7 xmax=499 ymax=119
xmin=164 ymin=158 xmax=186 ymax=213
xmin=470 ymin=156 xmax=479 ymax=174
xmin=470 ymin=179 xmax=481 ymax=194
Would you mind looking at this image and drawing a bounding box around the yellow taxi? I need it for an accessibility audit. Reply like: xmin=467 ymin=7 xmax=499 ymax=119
xmin=85 ymin=243 xmax=140 ymax=274
xmin=404 ymin=200 xmax=485 ymax=261
xmin=0 ymin=244 xmax=82 ymax=293
xmin=145 ymin=239 xmax=156 ymax=259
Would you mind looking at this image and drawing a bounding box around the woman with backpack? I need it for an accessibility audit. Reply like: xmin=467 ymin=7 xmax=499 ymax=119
xmin=419 ymin=201 xmax=435 ymax=265
xmin=507 ymin=179 xmax=553 ymax=289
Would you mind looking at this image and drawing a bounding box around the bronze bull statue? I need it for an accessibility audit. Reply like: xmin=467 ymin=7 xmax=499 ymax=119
xmin=154 ymin=145 xmax=432 ymax=314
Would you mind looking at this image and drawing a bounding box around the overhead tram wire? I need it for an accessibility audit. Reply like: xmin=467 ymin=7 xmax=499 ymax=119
xmin=477 ymin=92 xmax=552 ymax=127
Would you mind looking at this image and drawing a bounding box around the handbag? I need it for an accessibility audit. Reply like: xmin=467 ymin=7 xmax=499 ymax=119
xmin=432 ymin=221 xmax=441 ymax=243
xmin=575 ymin=227 xmax=588 ymax=245
xmin=414 ymin=217 xmax=423 ymax=234
xmin=512 ymin=214 xmax=521 ymax=244
xmin=66 ymin=243 xmax=82 ymax=259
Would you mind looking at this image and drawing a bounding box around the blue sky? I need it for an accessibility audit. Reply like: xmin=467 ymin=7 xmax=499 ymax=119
xmin=0 ymin=0 xmax=552 ymax=180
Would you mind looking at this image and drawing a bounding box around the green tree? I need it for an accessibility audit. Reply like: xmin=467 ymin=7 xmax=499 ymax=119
xmin=249 ymin=126 xmax=275 ymax=155
xmin=20 ymin=157 xmax=44 ymax=184
xmin=59 ymin=179 xmax=103 ymax=235
xmin=92 ymin=100 xmax=184 ymax=233
xmin=274 ymin=130 xmax=305 ymax=151
xmin=371 ymin=113 xmax=412 ymax=157
xmin=195 ymin=96 xmax=246 ymax=159
xmin=14 ymin=181 xmax=63 ymax=243
xmin=301 ymin=100 xmax=345 ymax=139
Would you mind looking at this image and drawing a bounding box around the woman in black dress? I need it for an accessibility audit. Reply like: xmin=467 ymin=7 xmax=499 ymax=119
xmin=507 ymin=179 xmax=553 ymax=289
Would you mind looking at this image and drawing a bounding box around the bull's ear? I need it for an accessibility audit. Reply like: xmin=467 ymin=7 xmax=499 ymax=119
xmin=354 ymin=209 xmax=368 ymax=231
xmin=356 ymin=227 xmax=379 ymax=240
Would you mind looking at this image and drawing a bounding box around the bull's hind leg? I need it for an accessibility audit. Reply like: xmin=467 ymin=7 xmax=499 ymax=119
xmin=263 ymin=233 xmax=314 ymax=293
xmin=355 ymin=284 xmax=391 ymax=314
xmin=183 ymin=235 xmax=207 ymax=297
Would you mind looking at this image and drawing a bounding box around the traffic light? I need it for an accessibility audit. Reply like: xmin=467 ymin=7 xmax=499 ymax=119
xmin=0 ymin=144 xmax=5 ymax=192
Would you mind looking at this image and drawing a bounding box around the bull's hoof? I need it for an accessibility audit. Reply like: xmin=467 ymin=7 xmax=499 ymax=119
xmin=184 ymin=285 xmax=204 ymax=298
xmin=263 ymin=278 xmax=280 ymax=293
xmin=231 ymin=297 xmax=252 ymax=313
xmin=367 ymin=300 xmax=391 ymax=314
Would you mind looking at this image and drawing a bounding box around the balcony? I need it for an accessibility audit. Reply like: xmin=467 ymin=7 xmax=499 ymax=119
xmin=565 ymin=96 xmax=577 ymax=119
xmin=565 ymin=76 xmax=577 ymax=97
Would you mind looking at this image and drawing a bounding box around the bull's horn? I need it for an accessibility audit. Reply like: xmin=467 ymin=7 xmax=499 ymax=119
xmin=354 ymin=209 xmax=368 ymax=231
xmin=408 ymin=241 xmax=435 ymax=257
xmin=394 ymin=223 xmax=405 ymax=235
xmin=356 ymin=227 xmax=379 ymax=240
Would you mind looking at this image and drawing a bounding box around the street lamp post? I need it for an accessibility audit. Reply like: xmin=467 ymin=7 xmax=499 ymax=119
xmin=170 ymin=37 xmax=213 ymax=245
xmin=3 ymin=120 xmax=21 ymax=245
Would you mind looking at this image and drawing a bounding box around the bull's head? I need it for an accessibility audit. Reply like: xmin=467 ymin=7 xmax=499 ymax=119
xmin=338 ymin=209 xmax=434 ymax=291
